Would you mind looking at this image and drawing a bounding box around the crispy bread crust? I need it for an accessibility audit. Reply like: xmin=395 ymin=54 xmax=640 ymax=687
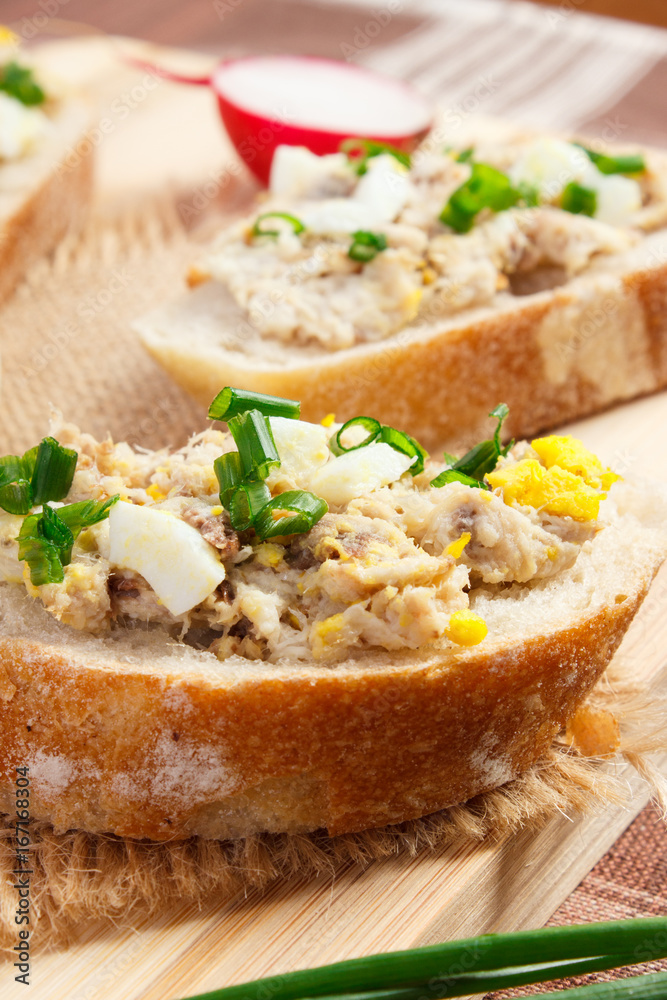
xmin=0 ymin=103 xmax=93 ymax=305
xmin=138 ymin=242 xmax=667 ymax=452
xmin=0 ymin=573 xmax=650 ymax=842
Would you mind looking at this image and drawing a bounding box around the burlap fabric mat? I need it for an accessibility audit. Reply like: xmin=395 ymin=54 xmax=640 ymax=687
xmin=0 ymin=199 xmax=665 ymax=956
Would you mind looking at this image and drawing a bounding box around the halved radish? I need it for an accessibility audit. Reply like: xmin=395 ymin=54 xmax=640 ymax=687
xmin=211 ymin=56 xmax=432 ymax=185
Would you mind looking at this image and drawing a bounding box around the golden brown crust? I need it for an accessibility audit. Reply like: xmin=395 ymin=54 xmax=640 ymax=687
xmin=0 ymin=575 xmax=650 ymax=842
xmin=140 ymin=253 xmax=667 ymax=452
xmin=0 ymin=105 xmax=93 ymax=305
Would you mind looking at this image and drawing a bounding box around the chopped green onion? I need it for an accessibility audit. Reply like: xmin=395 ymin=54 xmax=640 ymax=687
xmin=17 ymin=517 xmax=64 ymax=587
xmin=0 ymin=480 xmax=32 ymax=516
xmin=348 ymin=231 xmax=388 ymax=263
xmin=251 ymin=212 xmax=305 ymax=239
xmin=517 ymin=181 xmax=540 ymax=207
xmin=227 ymin=410 xmax=280 ymax=481
xmin=16 ymin=496 xmax=119 ymax=586
xmin=576 ymin=144 xmax=646 ymax=176
xmin=330 ymin=417 xmax=381 ymax=455
xmin=377 ymin=426 xmax=428 ymax=476
xmin=431 ymin=403 xmax=511 ymax=489
xmin=561 ymin=181 xmax=597 ymax=217
xmin=31 ymin=437 xmax=77 ymax=505
xmin=228 ymin=480 xmax=271 ymax=531
xmin=440 ymin=162 xmax=521 ymax=233
xmin=57 ymin=496 xmax=119 ymax=536
xmin=254 ymin=490 xmax=328 ymax=540
xmin=208 ymin=387 xmax=301 ymax=422
xmin=173 ymin=917 xmax=667 ymax=1000
xmin=0 ymin=61 xmax=45 ymax=106
xmin=455 ymin=147 xmax=474 ymax=163
xmin=341 ymin=138 xmax=411 ymax=175
xmin=430 ymin=468 xmax=490 ymax=490
xmin=214 ymin=452 xmax=244 ymax=507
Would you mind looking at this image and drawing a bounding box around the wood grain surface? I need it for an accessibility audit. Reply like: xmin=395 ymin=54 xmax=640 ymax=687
xmin=1 ymin=28 xmax=667 ymax=1000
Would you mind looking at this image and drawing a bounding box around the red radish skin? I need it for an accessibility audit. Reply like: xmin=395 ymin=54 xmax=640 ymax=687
xmin=211 ymin=56 xmax=432 ymax=185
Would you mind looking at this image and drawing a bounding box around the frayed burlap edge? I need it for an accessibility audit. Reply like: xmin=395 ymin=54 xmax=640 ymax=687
xmin=1 ymin=657 xmax=665 ymax=957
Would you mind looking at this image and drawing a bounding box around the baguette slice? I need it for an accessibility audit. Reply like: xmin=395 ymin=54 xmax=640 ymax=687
xmin=136 ymin=228 xmax=667 ymax=453
xmin=0 ymin=479 xmax=664 ymax=842
xmin=0 ymin=99 xmax=93 ymax=305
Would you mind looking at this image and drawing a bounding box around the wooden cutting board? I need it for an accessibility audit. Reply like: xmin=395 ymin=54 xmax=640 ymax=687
xmin=2 ymin=35 xmax=667 ymax=1000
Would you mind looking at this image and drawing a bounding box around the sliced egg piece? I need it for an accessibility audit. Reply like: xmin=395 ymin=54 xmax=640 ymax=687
xmin=0 ymin=91 xmax=50 ymax=161
xmin=269 ymin=144 xmax=349 ymax=198
xmin=108 ymin=502 xmax=225 ymax=616
xmin=510 ymin=138 xmax=598 ymax=202
xmin=309 ymin=442 xmax=415 ymax=506
xmin=300 ymin=197 xmax=382 ymax=234
xmin=353 ymin=153 xmax=412 ymax=222
xmin=267 ymin=417 xmax=330 ymax=484
xmin=593 ymin=173 xmax=642 ymax=227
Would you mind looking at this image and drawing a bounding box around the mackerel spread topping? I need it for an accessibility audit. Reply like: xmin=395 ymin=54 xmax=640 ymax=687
xmin=189 ymin=136 xmax=667 ymax=350
xmin=0 ymin=389 xmax=619 ymax=663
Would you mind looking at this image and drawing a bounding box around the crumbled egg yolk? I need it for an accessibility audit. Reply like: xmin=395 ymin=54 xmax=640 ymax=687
xmin=321 ymin=412 xmax=336 ymax=428
xmin=446 ymin=610 xmax=488 ymax=646
xmin=487 ymin=434 xmax=619 ymax=522
xmin=255 ymin=542 xmax=285 ymax=568
xmin=531 ymin=436 xmax=620 ymax=491
xmin=311 ymin=613 xmax=347 ymax=658
xmin=146 ymin=483 xmax=167 ymax=503
xmin=487 ymin=459 xmax=602 ymax=521
xmin=446 ymin=531 xmax=471 ymax=559
xmin=402 ymin=287 xmax=423 ymax=320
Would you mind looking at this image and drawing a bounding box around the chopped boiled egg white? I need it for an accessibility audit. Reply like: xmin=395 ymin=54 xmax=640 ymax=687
xmin=510 ymin=138 xmax=642 ymax=227
xmin=108 ymin=502 xmax=225 ymax=616
xmin=510 ymin=138 xmax=599 ymax=203
xmin=0 ymin=91 xmax=50 ymax=161
xmin=593 ymin=173 xmax=642 ymax=227
xmin=300 ymin=152 xmax=412 ymax=234
xmin=353 ymin=153 xmax=412 ymax=223
xmin=267 ymin=416 xmax=330 ymax=485
xmin=309 ymin=442 xmax=415 ymax=506
xmin=269 ymin=145 xmax=350 ymax=199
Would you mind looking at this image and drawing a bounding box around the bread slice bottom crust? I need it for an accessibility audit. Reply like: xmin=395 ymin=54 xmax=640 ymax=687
xmin=0 ymin=484 xmax=663 ymax=842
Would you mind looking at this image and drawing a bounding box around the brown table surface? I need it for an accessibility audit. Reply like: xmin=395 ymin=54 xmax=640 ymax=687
xmin=4 ymin=0 xmax=667 ymax=995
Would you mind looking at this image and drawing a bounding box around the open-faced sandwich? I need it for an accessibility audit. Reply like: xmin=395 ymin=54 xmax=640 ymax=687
xmin=0 ymin=387 xmax=665 ymax=841
xmin=136 ymin=124 xmax=667 ymax=450
xmin=0 ymin=28 xmax=93 ymax=305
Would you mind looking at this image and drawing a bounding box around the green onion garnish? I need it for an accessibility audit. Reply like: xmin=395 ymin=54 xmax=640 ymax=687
xmin=0 ymin=438 xmax=77 ymax=515
xmin=341 ymin=138 xmax=411 ymax=176
xmin=329 ymin=417 xmax=428 ymax=477
xmin=431 ymin=403 xmax=511 ymax=489
xmin=0 ymin=479 xmax=32 ymax=516
xmin=173 ymin=917 xmax=667 ymax=1000
xmin=254 ymin=490 xmax=328 ymax=540
xmin=16 ymin=496 xmax=119 ymax=586
xmin=561 ymin=181 xmax=597 ymax=217
xmin=377 ymin=426 xmax=428 ymax=476
xmin=228 ymin=480 xmax=271 ymax=532
xmin=455 ymin=147 xmax=474 ymax=163
xmin=330 ymin=416 xmax=381 ymax=455
xmin=251 ymin=212 xmax=305 ymax=239
xmin=440 ymin=163 xmax=521 ymax=233
xmin=208 ymin=387 xmax=301 ymax=422
xmin=576 ymin=144 xmax=646 ymax=176
xmin=214 ymin=452 xmax=244 ymax=508
xmin=348 ymin=231 xmax=388 ymax=263
xmin=517 ymin=181 xmax=540 ymax=207
xmin=30 ymin=437 xmax=78 ymax=505
xmin=227 ymin=410 xmax=280 ymax=482
xmin=0 ymin=61 xmax=45 ymax=106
